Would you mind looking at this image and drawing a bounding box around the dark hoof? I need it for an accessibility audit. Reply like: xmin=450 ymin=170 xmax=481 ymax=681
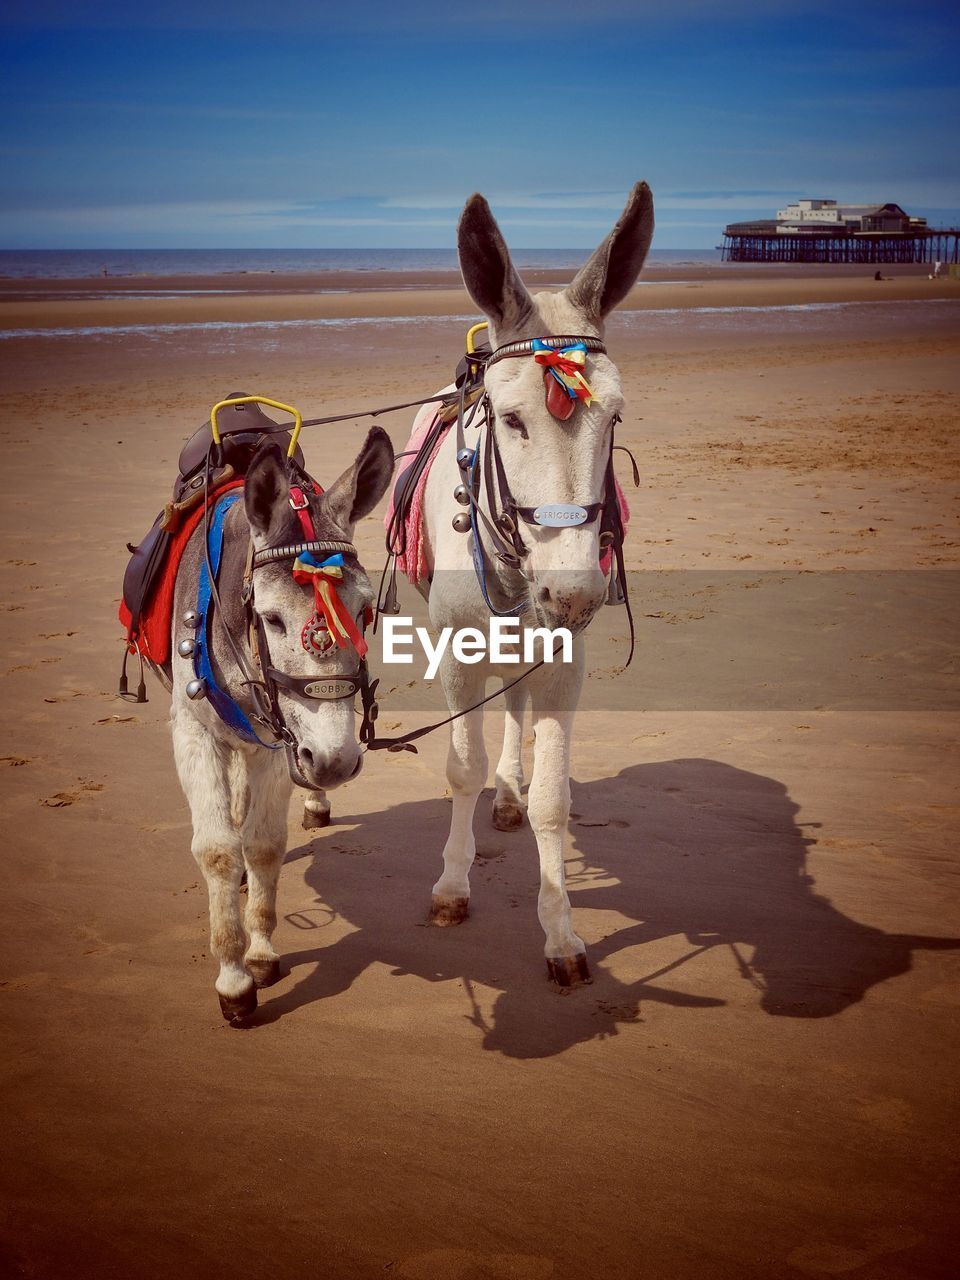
xmin=546 ymin=954 xmax=592 ymax=987
xmin=247 ymin=958 xmax=283 ymax=988
xmin=218 ymin=985 xmax=257 ymax=1024
xmin=429 ymin=894 xmax=470 ymax=927
xmin=302 ymin=806 xmax=331 ymax=830
xmin=492 ymin=800 xmax=524 ymax=831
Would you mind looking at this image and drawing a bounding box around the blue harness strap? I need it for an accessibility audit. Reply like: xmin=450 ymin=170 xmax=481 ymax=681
xmin=193 ymin=492 xmax=274 ymax=747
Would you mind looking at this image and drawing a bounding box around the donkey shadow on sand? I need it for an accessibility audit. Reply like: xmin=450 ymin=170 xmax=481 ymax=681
xmin=253 ymin=757 xmax=959 ymax=1059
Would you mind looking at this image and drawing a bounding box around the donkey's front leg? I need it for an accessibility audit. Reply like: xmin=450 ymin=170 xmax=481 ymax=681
xmin=492 ymin=681 xmax=527 ymax=831
xmin=172 ymin=711 xmax=254 ymax=1023
xmin=430 ymin=661 xmax=488 ymax=926
xmin=240 ymin=748 xmax=293 ymax=990
xmin=529 ymin=660 xmax=589 ymax=985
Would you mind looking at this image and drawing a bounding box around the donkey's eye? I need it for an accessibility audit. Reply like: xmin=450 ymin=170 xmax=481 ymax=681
xmin=502 ymin=412 xmax=528 ymax=440
xmin=262 ymin=612 xmax=286 ymax=635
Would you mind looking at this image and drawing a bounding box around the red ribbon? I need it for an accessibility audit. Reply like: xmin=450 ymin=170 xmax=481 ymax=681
xmin=287 ymin=485 xmax=367 ymax=659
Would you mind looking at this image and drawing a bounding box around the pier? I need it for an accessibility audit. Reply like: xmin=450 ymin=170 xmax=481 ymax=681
xmin=721 ymin=198 xmax=959 ymax=264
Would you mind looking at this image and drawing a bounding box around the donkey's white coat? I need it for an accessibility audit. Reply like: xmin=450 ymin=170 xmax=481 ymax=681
xmin=418 ymin=185 xmax=654 ymax=981
xmin=170 ymin=431 xmax=392 ymax=1020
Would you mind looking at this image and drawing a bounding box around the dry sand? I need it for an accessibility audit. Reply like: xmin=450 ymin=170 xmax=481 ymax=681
xmin=2 ymin=268 xmax=959 ymax=1280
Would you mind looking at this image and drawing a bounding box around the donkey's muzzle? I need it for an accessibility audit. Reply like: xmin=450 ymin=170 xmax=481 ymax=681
xmin=533 ymin=570 xmax=606 ymax=635
xmin=294 ymin=743 xmax=363 ymax=791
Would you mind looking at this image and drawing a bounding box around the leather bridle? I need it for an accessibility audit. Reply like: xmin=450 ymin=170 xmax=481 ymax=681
xmin=195 ymin=452 xmax=385 ymax=787
xmin=445 ymin=335 xmax=635 ymax=643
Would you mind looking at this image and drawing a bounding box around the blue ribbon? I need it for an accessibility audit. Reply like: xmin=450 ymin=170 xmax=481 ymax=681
xmin=297 ymin=551 xmax=345 ymax=571
xmin=194 ymin=492 xmax=277 ymax=748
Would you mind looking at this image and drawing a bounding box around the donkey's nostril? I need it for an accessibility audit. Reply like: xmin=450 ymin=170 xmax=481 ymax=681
xmin=298 ymin=745 xmax=315 ymax=770
xmin=537 ymin=586 xmax=552 ymax=604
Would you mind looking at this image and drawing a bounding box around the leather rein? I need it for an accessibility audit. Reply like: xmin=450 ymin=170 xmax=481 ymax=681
xmin=194 ymin=331 xmax=636 ymax=764
xmin=368 ymin=333 xmax=638 ymax=753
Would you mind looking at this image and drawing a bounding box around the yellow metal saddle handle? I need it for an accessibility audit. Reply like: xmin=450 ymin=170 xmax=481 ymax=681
xmin=209 ymin=395 xmax=304 ymax=459
xmin=465 ymin=321 xmax=488 ymax=355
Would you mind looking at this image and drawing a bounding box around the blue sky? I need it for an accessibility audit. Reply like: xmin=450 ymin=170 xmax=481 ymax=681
xmin=1 ymin=0 xmax=958 ymax=248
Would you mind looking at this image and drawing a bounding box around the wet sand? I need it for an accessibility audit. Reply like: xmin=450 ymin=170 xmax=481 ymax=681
xmin=2 ymin=266 xmax=959 ymax=1279
xmin=1 ymin=265 xmax=955 ymax=331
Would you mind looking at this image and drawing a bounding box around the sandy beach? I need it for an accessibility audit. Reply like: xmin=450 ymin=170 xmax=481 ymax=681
xmin=2 ymin=264 xmax=959 ymax=1279
xmin=1 ymin=264 xmax=955 ymax=332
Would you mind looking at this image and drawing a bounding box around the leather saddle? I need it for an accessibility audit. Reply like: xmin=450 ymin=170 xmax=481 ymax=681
xmin=121 ymin=393 xmax=305 ymax=644
xmin=175 ymin=395 xmax=304 ymax=497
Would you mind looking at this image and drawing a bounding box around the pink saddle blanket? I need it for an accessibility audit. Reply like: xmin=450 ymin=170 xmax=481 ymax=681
xmin=385 ymin=401 xmax=630 ymax=585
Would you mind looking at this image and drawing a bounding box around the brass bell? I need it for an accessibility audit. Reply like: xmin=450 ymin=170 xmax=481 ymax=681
xmin=181 ymin=610 xmax=200 ymax=628
xmin=185 ymin=678 xmax=207 ymax=700
xmin=177 ymin=638 xmax=197 ymax=658
xmin=452 ymin=512 xmax=471 ymax=533
xmin=456 ymin=448 xmax=474 ymax=471
xmin=454 ymin=484 xmax=470 ymax=506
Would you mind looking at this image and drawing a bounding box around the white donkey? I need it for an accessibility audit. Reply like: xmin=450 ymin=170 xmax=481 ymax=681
xmin=169 ymin=429 xmax=393 ymax=1021
xmin=420 ymin=183 xmax=654 ymax=984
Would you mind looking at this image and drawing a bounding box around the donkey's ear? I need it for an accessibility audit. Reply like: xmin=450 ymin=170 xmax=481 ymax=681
xmin=320 ymin=426 xmax=394 ymax=537
xmin=566 ymin=182 xmax=655 ymax=321
xmin=244 ymin=441 xmax=290 ymax=539
xmin=458 ymin=193 xmax=534 ymax=335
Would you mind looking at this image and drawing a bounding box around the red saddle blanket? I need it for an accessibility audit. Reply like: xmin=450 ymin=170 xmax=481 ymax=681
xmin=119 ymin=479 xmax=245 ymax=665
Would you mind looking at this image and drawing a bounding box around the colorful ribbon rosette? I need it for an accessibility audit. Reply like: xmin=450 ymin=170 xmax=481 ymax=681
xmin=532 ymin=338 xmax=598 ymax=406
xmin=291 ymin=551 xmax=368 ymax=659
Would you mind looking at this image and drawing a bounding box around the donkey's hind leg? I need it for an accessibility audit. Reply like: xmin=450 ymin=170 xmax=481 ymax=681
xmin=238 ymin=748 xmax=293 ymax=989
xmin=172 ymin=710 xmax=254 ymax=1023
xmin=493 ymin=681 xmax=527 ymax=831
xmin=430 ymin=659 xmax=488 ymax=926
xmin=302 ymin=790 xmax=331 ymax=829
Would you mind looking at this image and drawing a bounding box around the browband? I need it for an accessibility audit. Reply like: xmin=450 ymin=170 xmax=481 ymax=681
xmin=252 ymin=539 xmax=357 ymax=569
xmin=485 ymin=335 xmax=607 ymax=370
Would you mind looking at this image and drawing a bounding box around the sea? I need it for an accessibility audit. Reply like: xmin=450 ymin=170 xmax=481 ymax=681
xmin=2 ymin=246 xmax=956 ymax=364
xmin=0 ymin=247 xmax=722 ymax=280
